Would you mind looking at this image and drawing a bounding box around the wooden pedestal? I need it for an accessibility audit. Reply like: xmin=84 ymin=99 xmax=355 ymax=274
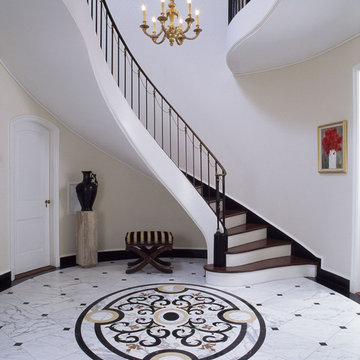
xmin=76 ymin=211 xmax=98 ymax=268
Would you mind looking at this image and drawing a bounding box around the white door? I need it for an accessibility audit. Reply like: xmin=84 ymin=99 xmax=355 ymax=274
xmin=13 ymin=120 xmax=51 ymax=275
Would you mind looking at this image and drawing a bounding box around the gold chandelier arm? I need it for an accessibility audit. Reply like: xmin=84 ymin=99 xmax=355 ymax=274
xmin=175 ymin=36 xmax=184 ymax=46
xmin=155 ymin=27 xmax=165 ymax=39
xmin=182 ymin=17 xmax=194 ymax=34
xmin=152 ymin=32 xmax=167 ymax=45
xmin=140 ymin=24 xmax=155 ymax=39
xmin=182 ymin=28 xmax=202 ymax=40
xmin=141 ymin=24 xmax=164 ymax=40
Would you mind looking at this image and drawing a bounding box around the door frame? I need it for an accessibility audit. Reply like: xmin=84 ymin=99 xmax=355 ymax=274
xmin=351 ymin=64 xmax=360 ymax=293
xmin=10 ymin=115 xmax=59 ymax=280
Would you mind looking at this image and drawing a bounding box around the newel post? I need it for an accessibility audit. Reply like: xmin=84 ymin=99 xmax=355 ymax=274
xmin=214 ymin=231 xmax=228 ymax=268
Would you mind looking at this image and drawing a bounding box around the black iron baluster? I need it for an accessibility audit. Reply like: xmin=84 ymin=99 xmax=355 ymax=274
xmin=222 ymin=174 xmax=226 ymax=228
xmin=177 ymin=116 xmax=180 ymax=167
xmin=185 ymin=126 xmax=188 ymax=177
xmin=207 ymin=152 xmax=210 ymax=203
xmin=95 ymin=0 xmax=98 ymax=34
xmin=161 ymin=98 xmax=164 ymax=149
xmin=192 ymin=133 xmax=195 ymax=186
xmin=117 ymin=36 xmax=120 ymax=86
xmin=215 ymin=170 xmax=220 ymax=231
xmin=153 ymin=89 xmax=156 ymax=140
xmin=91 ymin=0 xmax=94 ymax=18
xmin=105 ymin=13 xmax=108 ymax=62
xmin=138 ymin=70 xmax=141 ymax=119
xmin=100 ymin=1 xmax=103 ymax=48
xmin=200 ymin=144 xmax=203 ymax=196
xmin=124 ymin=48 xmax=127 ymax=98
xmin=145 ymin=79 xmax=148 ymax=129
xmin=169 ymin=108 xmax=172 ymax=160
xmin=111 ymin=25 xmax=114 ymax=74
xmin=131 ymin=58 xmax=134 ymax=109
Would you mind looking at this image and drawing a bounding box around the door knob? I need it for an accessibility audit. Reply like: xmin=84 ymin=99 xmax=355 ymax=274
xmin=45 ymin=200 xmax=51 ymax=207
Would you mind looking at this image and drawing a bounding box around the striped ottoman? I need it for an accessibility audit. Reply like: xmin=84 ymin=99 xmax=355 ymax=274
xmin=125 ymin=231 xmax=173 ymax=274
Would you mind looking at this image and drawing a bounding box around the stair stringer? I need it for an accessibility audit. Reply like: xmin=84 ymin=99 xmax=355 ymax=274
xmin=63 ymin=0 xmax=219 ymax=263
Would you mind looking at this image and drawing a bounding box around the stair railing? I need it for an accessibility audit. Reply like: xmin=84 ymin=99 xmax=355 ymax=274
xmin=228 ymin=0 xmax=252 ymax=23
xmin=85 ymin=0 xmax=228 ymax=265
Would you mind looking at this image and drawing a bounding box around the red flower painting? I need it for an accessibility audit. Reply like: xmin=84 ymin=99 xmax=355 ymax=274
xmin=322 ymin=127 xmax=342 ymax=155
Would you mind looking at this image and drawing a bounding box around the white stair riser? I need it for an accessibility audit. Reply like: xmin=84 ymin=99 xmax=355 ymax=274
xmin=206 ymin=265 xmax=317 ymax=287
xmin=226 ymin=245 xmax=291 ymax=266
xmin=225 ymin=214 xmax=246 ymax=228
xmin=228 ymin=228 xmax=267 ymax=248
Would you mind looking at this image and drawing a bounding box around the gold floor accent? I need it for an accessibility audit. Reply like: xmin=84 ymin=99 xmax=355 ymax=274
xmin=85 ymin=310 xmax=119 ymax=324
xmin=222 ymin=310 xmax=256 ymax=324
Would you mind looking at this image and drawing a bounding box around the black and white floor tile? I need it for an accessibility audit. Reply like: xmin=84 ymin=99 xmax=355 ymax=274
xmin=0 ymin=258 xmax=360 ymax=359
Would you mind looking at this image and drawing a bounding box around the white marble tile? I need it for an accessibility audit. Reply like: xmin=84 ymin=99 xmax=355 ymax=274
xmin=0 ymin=329 xmax=15 ymax=350
xmin=20 ymin=331 xmax=81 ymax=360
xmin=276 ymin=316 xmax=341 ymax=342
xmin=346 ymin=314 xmax=360 ymax=332
xmin=0 ymin=346 xmax=36 ymax=360
xmin=56 ymin=352 xmax=89 ymax=360
xmin=258 ymin=329 xmax=319 ymax=360
xmin=305 ymin=346 xmax=360 ymax=360
xmin=326 ymin=327 xmax=360 ymax=357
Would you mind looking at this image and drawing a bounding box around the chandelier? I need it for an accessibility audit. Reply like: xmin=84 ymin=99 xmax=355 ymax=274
xmin=140 ymin=0 xmax=202 ymax=46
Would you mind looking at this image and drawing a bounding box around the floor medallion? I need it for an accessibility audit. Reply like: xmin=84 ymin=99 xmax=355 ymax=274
xmin=75 ymin=283 xmax=266 ymax=359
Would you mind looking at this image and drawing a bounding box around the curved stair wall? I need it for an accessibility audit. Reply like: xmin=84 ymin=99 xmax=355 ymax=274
xmin=0 ymin=0 xmax=218 ymax=262
xmin=64 ymin=0 xmax=225 ymax=262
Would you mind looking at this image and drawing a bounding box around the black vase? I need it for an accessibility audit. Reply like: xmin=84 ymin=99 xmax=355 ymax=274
xmin=76 ymin=171 xmax=98 ymax=211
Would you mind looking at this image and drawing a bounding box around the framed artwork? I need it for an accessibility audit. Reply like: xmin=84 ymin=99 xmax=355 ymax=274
xmin=318 ymin=120 xmax=347 ymax=173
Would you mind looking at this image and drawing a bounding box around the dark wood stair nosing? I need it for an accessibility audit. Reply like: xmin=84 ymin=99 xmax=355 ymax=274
xmin=228 ymin=223 xmax=268 ymax=236
xmin=226 ymin=238 xmax=291 ymax=255
xmin=222 ymin=209 xmax=247 ymax=218
xmin=204 ymin=256 xmax=318 ymax=274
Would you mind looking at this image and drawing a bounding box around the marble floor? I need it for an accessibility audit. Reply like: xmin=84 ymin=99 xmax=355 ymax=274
xmin=0 ymin=258 xmax=360 ymax=360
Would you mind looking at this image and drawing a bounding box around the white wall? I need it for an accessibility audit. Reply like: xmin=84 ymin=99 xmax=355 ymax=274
xmin=0 ymin=62 xmax=206 ymax=275
xmin=107 ymin=0 xmax=360 ymax=279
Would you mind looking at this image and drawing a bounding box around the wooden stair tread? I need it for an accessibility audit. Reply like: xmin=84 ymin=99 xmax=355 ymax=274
xmin=204 ymin=256 xmax=318 ymax=273
xmin=222 ymin=209 xmax=247 ymax=218
xmin=226 ymin=238 xmax=291 ymax=254
xmin=228 ymin=223 xmax=267 ymax=236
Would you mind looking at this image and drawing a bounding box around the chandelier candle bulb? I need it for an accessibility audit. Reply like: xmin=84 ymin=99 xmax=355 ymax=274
xmin=187 ymin=0 xmax=191 ymax=16
xmin=179 ymin=18 xmax=183 ymax=30
xmin=161 ymin=0 xmax=165 ymax=15
xmin=152 ymin=17 xmax=156 ymax=33
xmin=142 ymin=4 xmax=146 ymax=23
xmin=195 ymin=9 xmax=199 ymax=26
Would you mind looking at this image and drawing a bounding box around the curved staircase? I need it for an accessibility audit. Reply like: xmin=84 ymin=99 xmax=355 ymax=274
xmin=80 ymin=0 xmax=319 ymax=286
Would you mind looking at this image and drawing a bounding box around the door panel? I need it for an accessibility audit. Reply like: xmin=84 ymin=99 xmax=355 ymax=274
xmin=14 ymin=121 xmax=50 ymax=275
